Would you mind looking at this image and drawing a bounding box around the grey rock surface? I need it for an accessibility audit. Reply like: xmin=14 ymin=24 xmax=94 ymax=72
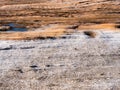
xmin=0 ymin=30 xmax=120 ymax=90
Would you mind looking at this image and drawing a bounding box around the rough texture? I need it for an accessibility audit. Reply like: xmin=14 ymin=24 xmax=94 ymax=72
xmin=0 ymin=30 xmax=120 ymax=90
xmin=0 ymin=0 xmax=120 ymax=90
xmin=0 ymin=0 xmax=119 ymax=28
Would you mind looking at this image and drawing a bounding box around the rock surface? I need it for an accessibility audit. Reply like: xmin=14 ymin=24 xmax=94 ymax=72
xmin=0 ymin=0 xmax=119 ymax=28
xmin=0 ymin=30 xmax=120 ymax=90
xmin=0 ymin=0 xmax=120 ymax=90
xmin=0 ymin=26 xmax=11 ymax=31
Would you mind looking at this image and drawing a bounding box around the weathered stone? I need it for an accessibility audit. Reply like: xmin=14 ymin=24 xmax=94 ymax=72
xmin=84 ymin=31 xmax=97 ymax=38
xmin=0 ymin=26 xmax=12 ymax=31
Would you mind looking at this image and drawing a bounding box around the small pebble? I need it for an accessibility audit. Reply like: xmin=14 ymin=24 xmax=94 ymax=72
xmin=30 ymin=65 xmax=38 ymax=68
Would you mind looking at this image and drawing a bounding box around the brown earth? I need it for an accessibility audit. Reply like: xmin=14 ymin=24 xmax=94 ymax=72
xmin=0 ymin=23 xmax=119 ymax=40
xmin=0 ymin=0 xmax=119 ymax=40
xmin=0 ymin=28 xmax=74 ymax=40
xmin=0 ymin=0 xmax=120 ymax=27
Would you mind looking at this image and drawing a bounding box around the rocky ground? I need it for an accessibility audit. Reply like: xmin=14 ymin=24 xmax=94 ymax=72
xmin=0 ymin=0 xmax=120 ymax=28
xmin=0 ymin=0 xmax=120 ymax=90
xmin=0 ymin=30 xmax=120 ymax=90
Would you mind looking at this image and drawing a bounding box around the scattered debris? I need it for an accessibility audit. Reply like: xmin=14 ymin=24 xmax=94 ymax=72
xmin=15 ymin=69 xmax=24 ymax=73
xmin=60 ymin=36 xmax=67 ymax=39
xmin=37 ymin=76 xmax=48 ymax=81
xmin=0 ymin=45 xmax=12 ymax=50
xmin=74 ymin=48 xmax=78 ymax=50
xmin=100 ymin=73 xmax=105 ymax=76
xmin=84 ymin=31 xmax=97 ymax=38
xmin=67 ymin=25 xmax=79 ymax=29
xmin=30 ymin=65 xmax=38 ymax=68
xmin=20 ymin=46 xmax=35 ymax=49
xmin=46 ymin=37 xmax=56 ymax=40
xmin=0 ymin=83 xmax=3 ymax=87
xmin=46 ymin=64 xmax=53 ymax=67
